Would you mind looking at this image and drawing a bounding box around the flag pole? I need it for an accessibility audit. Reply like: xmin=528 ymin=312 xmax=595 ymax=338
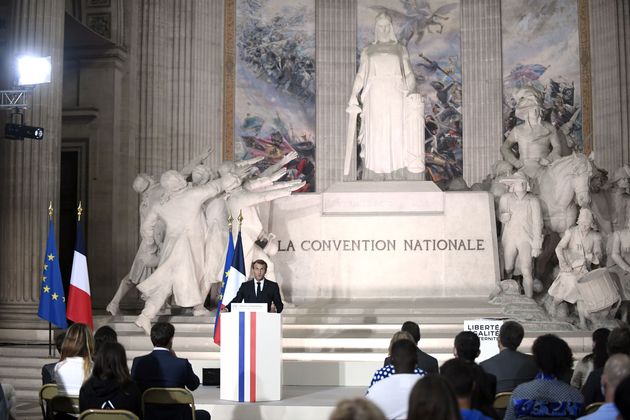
xmin=47 ymin=202 xmax=53 ymax=356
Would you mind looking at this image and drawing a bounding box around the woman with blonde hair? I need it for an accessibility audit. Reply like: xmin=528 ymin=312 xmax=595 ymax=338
xmin=54 ymin=323 xmax=94 ymax=396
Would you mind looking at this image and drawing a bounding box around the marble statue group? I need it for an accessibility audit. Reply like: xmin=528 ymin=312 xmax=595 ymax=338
xmin=106 ymin=148 xmax=304 ymax=334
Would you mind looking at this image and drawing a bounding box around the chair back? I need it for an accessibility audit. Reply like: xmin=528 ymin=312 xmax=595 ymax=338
xmin=584 ymin=402 xmax=604 ymax=415
xmin=79 ymin=409 xmax=140 ymax=420
xmin=493 ymin=391 xmax=512 ymax=409
xmin=51 ymin=395 xmax=81 ymax=416
xmin=39 ymin=383 xmax=58 ymax=419
xmin=141 ymin=387 xmax=196 ymax=420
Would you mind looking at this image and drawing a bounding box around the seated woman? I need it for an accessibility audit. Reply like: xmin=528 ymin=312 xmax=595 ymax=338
xmin=80 ymin=341 xmax=142 ymax=417
xmin=369 ymin=331 xmax=425 ymax=388
xmin=55 ymin=323 xmax=94 ymax=397
xmin=407 ymin=375 xmax=462 ymax=420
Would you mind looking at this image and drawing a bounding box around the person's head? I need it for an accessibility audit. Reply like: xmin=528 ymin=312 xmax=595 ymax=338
xmin=388 ymin=331 xmax=414 ymax=356
xmin=408 ymin=375 xmax=462 ymax=420
xmin=191 ymin=165 xmax=212 ymax=185
xmin=373 ymin=13 xmax=397 ymax=44
xmin=94 ymin=325 xmax=118 ymax=355
xmin=576 ymin=208 xmax=594 ymax=230
xmin=401 ymin=321 xmax=421 ymax=345
xmin=252 ymin=259 xmax=268 ymax=281
xmin=54 ymin=331 xmax=66 ymax=354
xmin=532 ymin=334 xmax=573 ymax=377
xmin=601 ymin=354 xmax=630 ymax=402
xmin=615 ymin=376 xmax=630 ymax=420
xmin=151 ymin=322 xmax=175 ymax=349
xmin=160 ymin=170 xmax=187 ymax=193
xmin=328 ymin=398 xmax=385 ymax=420
xmin=510 ymin=173 xmax=529 ymax=193
xmin=91 ymin=341 xmax=131 ymax=385
xmin=607 ymin=326 xmax=630 ymax=356
xmin=390 ymin=338 xmax=417 ymax=374
xmin=454 ymin=331 xmax=480 ymax=362
xmin=440 ymin=358 xmax=475 ymax=407
xmin=132 ymin=173 xmax=152 ymax=194
xmin=590 ymin=327 xmax=610 ymax=369
xmin=499 ymin=321 xmax=525 ymax=351
xmin=61 ymin=323 xmax=94 ymax=381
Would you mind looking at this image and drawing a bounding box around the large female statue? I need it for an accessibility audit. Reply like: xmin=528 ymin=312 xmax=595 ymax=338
xmin=346 ymin=13 xmax=424 ymax=180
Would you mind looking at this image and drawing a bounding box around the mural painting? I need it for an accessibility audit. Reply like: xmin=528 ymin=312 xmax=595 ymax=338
xmin=358 ymin=0 xmax=462 ymax=189
xmin=502 ymin=0 xmax=582 ymax=151
xmin=235 ymin=0 xmax=315 ymax=192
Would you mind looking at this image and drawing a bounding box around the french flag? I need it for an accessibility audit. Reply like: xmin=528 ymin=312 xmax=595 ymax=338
xmin=67 ymin=210 xmax=93 ymax=329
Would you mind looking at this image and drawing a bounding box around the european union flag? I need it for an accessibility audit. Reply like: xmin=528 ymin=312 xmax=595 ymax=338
xmin=37 ymin=219 xmax=68 ymax=329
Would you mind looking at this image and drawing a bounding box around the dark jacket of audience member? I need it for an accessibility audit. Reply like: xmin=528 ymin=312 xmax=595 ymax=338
xmin=581 ymin=326 xmax=630 ymax=406
xmin=79 ymin=342 xmax=141 ymax=418
xmin=131 ymin=322 xmax=209 ymax=420
xmin=454 ymin=331 xmax=498 ymax=419
xmin=383 ymin=321 xmax=439 ymax=374
xmin=42 ymin=332 xmax=66 ymax=385
xmin=504 ymin=334 xmax=583 ymax=420
xmin=480 ymin=321 xmax=537 ymax=393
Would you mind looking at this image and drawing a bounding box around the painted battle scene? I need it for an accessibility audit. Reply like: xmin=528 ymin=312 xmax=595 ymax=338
xmin=358 ymin=0 xmax=462 ymax=189
xmin=502 ymin=0 xmax=582 ymax=150
xmin=235 ymin=0 xmax=315 ymax=192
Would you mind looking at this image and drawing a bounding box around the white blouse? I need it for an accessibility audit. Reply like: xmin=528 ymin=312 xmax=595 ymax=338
xmin=54 ymin=357 xmax=91 ymax=396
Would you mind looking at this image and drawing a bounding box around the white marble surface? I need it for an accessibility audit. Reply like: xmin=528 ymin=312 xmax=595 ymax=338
xmin=269 ymin=189 xmax=499 ymax=300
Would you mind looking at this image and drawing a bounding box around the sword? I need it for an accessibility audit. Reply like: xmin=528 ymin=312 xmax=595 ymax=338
xmin=344 ymin=104 xmax=361 ymax=176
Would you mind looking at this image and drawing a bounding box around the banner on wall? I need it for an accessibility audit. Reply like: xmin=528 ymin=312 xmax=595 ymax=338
xmin=234 ymin=0 xmax=315 ymax=192
xmin=464 ymin=319 xmax=504 ymax=363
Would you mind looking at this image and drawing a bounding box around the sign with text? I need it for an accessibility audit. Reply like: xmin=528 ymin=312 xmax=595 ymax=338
xmin=464 ymin=319 xmax=504 ymax=363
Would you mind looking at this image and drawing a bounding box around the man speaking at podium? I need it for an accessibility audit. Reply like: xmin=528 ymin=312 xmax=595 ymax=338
xmin=225 ymin=259 xmax=284 ymax=313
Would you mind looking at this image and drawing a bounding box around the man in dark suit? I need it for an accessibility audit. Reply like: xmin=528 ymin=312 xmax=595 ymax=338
xmin=480 ymin=320 xmax=537 ymax=393
xmin=225 ymin=259 xmax=283 ymax=313
xmin=383 ymin=321 xmax=438 ymax=374
xmin=131 ymin=322 xmax=210 ymax=420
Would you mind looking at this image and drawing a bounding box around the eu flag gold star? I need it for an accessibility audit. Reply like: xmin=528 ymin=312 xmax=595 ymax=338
xmin=43 ymin=264 xmax=48 ymax=270
xmin=52 ymin=293 xmax=58 ymax=300
xmin=43 ymin=285 xmax=50 ymax=293
xmin=47 ymin=254 xmax=55 ymax=261
xmin=218 ymin=294 xmax=223 ymax=300
xmin=42 ymin=276 xmax=47 ymax=282
xmin=62 ymin=297 xmax=65 ymax=302
xmin=225 ymin=271 xmax=229 ymax=278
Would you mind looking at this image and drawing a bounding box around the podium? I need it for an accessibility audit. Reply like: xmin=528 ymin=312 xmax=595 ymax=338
xmin=219 ymin=307 xmax=282 ymax=402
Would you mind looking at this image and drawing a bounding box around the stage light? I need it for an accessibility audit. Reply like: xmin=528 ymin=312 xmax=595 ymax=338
xmin=4 ymin=123 xmax=44 ymax=140
xmin=16 ymin=55 xmax=51 ymax=86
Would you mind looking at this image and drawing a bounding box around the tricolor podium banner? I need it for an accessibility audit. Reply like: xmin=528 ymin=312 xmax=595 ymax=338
xmin=220 ymin=311 xmax=282 ymax=402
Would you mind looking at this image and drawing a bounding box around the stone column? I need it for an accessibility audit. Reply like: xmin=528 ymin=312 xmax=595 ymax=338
xmin=138 ymin=0 xmax=224 ymax=176
xmin=461 ymin=0 xmax=503 ymax=185
xmin=589 ymin=0 xmax=625 ymax=170
xmin=0 ymin=0 xmax=65 ymax=307
xmin=315 ymin=0 xmax=356 ymax=192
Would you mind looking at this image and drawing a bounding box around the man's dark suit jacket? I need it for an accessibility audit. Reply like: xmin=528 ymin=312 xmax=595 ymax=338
xmin=227 ymin=279 xmax=284 ymax=313
xmin=480 ymin=348 xmax=538 ymax=393
xmin=131 ymin=349 xmax=201 ymax=420
xmin=383 ymin=347 xmax=439 ymax=374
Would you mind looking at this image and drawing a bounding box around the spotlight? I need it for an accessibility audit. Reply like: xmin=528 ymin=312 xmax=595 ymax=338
xmin=16 ymin=56 xmax=51 ymax=86
xmin=4 ymin=123 xmax=44 ymax=140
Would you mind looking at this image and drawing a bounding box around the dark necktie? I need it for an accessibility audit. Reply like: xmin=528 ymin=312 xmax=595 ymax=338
xmin=256 ymin=281 xmax=262 ymax=296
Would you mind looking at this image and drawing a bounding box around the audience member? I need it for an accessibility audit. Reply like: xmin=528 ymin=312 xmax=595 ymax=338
xmin=572 ymin=328 xmax=610 ymax=389
xmin=370 ymin=331 xmax=425 ymax=387
xmin=93 ymin=325 xmax=118 ymax=356
xmin=441 ymin=358 xmax=494 ymax=420
xmin=615 ymin=376 xmax=630 ymax=420
xmin=131 ymin=322 xmax=210 ymax=420
xmin=454 ymin=331 xmax=497 ymax=419
xmin=79 ymin=342 xmax=142 ymax=417
xmin=55 ymin=323 xmax=94 ymax=396
xmin=579 ymin=354 xmax=630 ymax=420
xmin=480 ymin=321 xmax=537 ymax=392
xmin=329 ymin=398 xmax=386 ymax=420
xmin=42 ymin=331 xmax=66 ymax=385
xmin=582 ymin=326 xmax=630 ymax=406
xmin=366 ymin=339 xmax=421 ymax=419
xmin=407 ymin=375 xmax=462 ymax=420
xmin=505 ymin=334 xmax=583 ymax=420
xmin=0 ymin=383 xmax=16 ymax=420
xmin=383 ymin=321 xmax=438 ymax=374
